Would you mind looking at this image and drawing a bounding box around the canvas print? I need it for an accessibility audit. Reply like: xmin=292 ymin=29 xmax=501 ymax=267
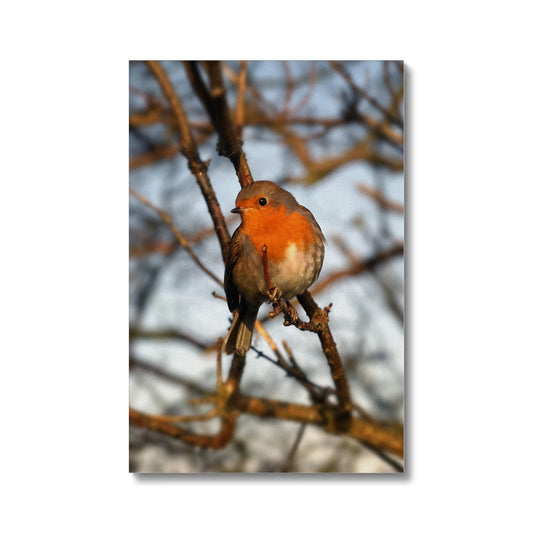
xmin=129 ymin=61 xmax=404 ymax=473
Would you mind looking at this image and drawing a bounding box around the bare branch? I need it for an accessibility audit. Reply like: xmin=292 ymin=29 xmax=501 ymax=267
xmin=297 ymin=291 xmax=353 ymax=418
xmin=358 ymin=183 xmax=404 ymax=213
xmin=130 ymin=394 xmax=404 ymax=457
xmin=232 ymin=394 xmax=403 ymax=457
xmin=312 ymin=242 xmax=404 ymax=295
xmin=129 ymin=188 xmax=223 ymax=287
xmin=129 ymin=327 xmax=210 ymax=350
xmin=235 ymin=61 xmax=247 ymax=136
xmin=280 ymin=423 xmax=307 ymax=472
xmin=184 ymin=61 xmax=254 ymax=187
xmin=330 ymin=60 xmax=403 ymax=127
xmin=145 ymin=60 xmax=231 ymax=263
xmin=130 ymin=407 xmax=236 ymax=449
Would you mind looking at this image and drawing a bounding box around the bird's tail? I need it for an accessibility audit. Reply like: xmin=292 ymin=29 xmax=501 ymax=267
xmin=222 ymin=302 xmax=258 ymax=356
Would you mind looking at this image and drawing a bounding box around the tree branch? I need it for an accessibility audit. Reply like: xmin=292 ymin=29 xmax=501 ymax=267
xmin=145 ymin=60 xmax=231 ymax=263
xmin=297 ymin=291 xmax=353 ymax=419
xmin=184 ymin=61 xmax=254 ymax=187
xmin=130 ymin=393 xmax=403 ymax=457
xmin=129 ymin=187 xmax=223 ymax=287
xmin=330 ymin=60 xmax=403 ymax=128
xmin=130 ymin=407 xmax=236 ymax=450
xmin=358 ymin=183 xmax=404 ymax=214
xmin=311 ymin=242 xmax=404 ymax=295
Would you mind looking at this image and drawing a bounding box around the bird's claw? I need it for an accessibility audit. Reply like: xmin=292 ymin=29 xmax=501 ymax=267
xmin=267 ymin=285 xmax=282 ymax=302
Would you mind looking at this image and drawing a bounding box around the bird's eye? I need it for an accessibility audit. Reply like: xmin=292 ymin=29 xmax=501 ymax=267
xmin=258 ymin=197 xmax=268 ymax=206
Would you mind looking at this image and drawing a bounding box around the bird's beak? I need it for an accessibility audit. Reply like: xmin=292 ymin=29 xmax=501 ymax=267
xmin=231 ymin=206 xmax=248 ymax=214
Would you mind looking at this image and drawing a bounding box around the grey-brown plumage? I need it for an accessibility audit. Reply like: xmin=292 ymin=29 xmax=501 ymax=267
xmin=222 ymin=181 xmax=325 ymax=356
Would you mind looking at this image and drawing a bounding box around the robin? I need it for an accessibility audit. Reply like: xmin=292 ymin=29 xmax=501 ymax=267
xmin=222 ymin=180 xmax=325 ymax=356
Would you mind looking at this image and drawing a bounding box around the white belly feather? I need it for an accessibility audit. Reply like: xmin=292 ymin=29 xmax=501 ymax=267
xmin=270 ymin=242 xmax=318 ymax=299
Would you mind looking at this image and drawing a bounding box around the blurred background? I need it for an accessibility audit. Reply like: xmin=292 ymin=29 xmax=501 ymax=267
xmin=129 ymin=60 xmax=404 ymax=472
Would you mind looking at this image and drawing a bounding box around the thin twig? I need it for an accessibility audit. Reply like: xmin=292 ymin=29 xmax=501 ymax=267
xmin=358 ymin=183 xmax=404 ymax=213
xmin=292 ymin=62 xmax=317 ymax=115
xmin=359 ymin=441 xmax=404 ymax=472
xmin=281 ymin=61 xmax=295 ymax=117
xmin=311 ymin=242 xmax=404 ymax=295
xmin=129 ymin=357 xmax=209 ymax=396
xmin=261 ymin=245 xmax=273 ymax=290
xmin=281 ymin=423 xmax=307 ymax=472
xmin=330 ymin=61 xmax=403 ymax=127
xmin=130 ymin=407 xmax=236 ymax=449
xmin=129 ymin=327 xmax=210 ymax=350
xmin=129 ymin=188 xmax=223 ymax=287
xmin=251 ymin=345 xmax=333 ymax=405
xmin=282 ymin=340 xmax=337 ymax=401
xmin=130 ymin=215 xmax=238 ymax=258
xmin=235 ymin=61 xmax=247 ymax=137
xmin=254 ymin=320 xmax=285 ymax=361
xmin=129 ymin=143 xmax=181 ymax=170
xmin=216 ymin=338 xmax=223 ymax=391
xmin=211 ymin=291 xmax=227 ymax=302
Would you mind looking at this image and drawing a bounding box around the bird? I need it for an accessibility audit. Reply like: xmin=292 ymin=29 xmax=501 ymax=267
xmin=222 ymin=180 xmax=325 ymax=356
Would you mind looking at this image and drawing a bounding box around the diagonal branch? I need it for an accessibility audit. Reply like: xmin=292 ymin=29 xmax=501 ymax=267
xmin=297 ymin=291 xmax=353 ymax=419
xmin=235 ymin=61 xmax=247 ymax=137
xmin=330 ymin=61 xmax=403 ymax=128
xmin=129 ymin=327 xmax=210 ymax=351
xmin=145 ymin=60 xmax=231 ymax=263
xmin=184 ymin=61 xmax=254 ymax=188
xmin=129 ymin=407 xmax=236 ymax=449
xmin=129 ymin=187 xmax=223 ymax=287
xmin=280 ymin=423 xmax=307 ymax=472
xmin=358 ymin=183 xmax=404 ymax=213
xmin=311 ymin=242 xmax=404 ymax=295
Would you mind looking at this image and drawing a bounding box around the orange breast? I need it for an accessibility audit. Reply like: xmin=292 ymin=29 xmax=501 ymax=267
xmin=241 ymin=206 xmax=316 ymax=261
